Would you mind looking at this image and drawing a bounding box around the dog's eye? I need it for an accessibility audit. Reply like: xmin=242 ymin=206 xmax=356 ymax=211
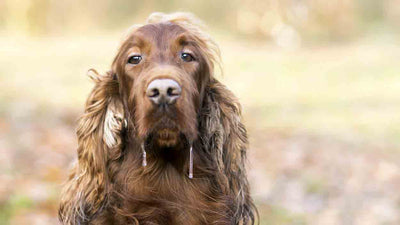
xmin=181 ymin=52 xmax=194 ymax=62
xmin=127 ymin=55 xmax=142 ymax=64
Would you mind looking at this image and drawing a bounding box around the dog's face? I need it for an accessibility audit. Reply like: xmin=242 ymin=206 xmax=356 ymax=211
xmin=113 ymin=22 xmax=212 ymax=150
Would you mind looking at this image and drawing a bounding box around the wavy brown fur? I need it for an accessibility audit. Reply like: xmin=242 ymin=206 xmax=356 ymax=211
xmin=59 ymin=12 xmax=257 ymax=225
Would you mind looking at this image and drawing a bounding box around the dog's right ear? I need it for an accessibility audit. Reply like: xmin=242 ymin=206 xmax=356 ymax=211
xmin=59 ymin=69 xmax=125 ymax=224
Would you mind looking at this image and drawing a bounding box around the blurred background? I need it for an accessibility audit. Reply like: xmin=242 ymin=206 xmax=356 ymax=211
xmin=1 ymin=0 xmax=400 ymax=224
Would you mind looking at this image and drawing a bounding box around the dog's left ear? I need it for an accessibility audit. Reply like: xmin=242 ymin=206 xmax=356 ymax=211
xmin=199 ymin=79 xmax=257 ymax=224
xmin=59 ymin=69 xmax=125 ymax=224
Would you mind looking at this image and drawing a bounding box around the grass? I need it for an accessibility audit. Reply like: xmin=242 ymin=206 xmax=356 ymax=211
xmin=0 ymin=194 xmax=34 ymax=224
xmin=257 ymin=204 xmax=307 ymax=225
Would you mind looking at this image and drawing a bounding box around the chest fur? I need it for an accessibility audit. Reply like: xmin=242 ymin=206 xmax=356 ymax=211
xmin=102 ymin=165 xmax=233 ymax=225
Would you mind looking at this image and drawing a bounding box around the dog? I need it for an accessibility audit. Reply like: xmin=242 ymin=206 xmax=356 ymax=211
xmin=59 ymin=12 xmax=257 ymax=225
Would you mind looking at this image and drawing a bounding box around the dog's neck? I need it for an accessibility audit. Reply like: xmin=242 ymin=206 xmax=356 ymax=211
xmin=122 ymin=136 xmax=191 ymax=177
xmin=145 ymin=144 xmax=190 ymax=174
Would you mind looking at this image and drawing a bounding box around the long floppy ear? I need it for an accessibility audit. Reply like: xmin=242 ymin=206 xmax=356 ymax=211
xmin=59 ymin=69 xmax=125 ymax=224
xmin=200 ymin=79 xmax=258 ymax=225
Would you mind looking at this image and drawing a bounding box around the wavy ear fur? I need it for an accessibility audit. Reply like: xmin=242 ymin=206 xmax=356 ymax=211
xmin=200 ymin=78 xmax=258 ymax=224
xmin=59 ymin=69 xmax=124 ymax=224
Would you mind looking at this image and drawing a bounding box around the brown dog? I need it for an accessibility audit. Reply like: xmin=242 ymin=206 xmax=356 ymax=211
xmin=59 ymin=12 xmax=257 ymax=225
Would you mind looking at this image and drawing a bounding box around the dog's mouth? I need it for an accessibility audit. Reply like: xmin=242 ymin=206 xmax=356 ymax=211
xmin=139 ymin=103 xmax=194 ymax=163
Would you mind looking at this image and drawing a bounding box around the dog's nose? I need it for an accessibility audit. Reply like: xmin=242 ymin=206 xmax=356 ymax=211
xmin=146 ymin=79 xmax=181 ymax=105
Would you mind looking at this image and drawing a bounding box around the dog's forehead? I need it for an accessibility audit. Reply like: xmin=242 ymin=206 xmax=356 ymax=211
xmin=134 ymin=22 xmax=187 ymax=47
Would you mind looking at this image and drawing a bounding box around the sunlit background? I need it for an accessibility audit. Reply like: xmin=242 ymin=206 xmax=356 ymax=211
xmin=1 ymin=0 xmax=400 ymax=224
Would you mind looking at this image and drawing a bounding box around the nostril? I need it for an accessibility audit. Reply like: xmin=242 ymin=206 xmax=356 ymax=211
xmin=167 ymin=87 xmax=173 ymax=96
xmin=167 ymin=85 xmax=181 ymax=97
xmin=149 ymin=88 xmax=160 ymax=98
xmin=167 ymin=87 xmax=179 ymax=96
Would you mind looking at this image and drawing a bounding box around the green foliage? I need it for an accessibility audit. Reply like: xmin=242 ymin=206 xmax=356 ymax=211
xmin=0 ymin=195 xmax=34 ymax=225
xmin=258 ymin=204 xmax=307 ymax=225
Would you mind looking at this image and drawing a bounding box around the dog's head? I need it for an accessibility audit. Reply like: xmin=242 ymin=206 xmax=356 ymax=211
xmin=112 ymin=13 xmax=219 ymax=151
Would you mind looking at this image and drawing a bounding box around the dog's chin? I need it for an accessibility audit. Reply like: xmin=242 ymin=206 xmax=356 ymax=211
xmin=154 ymin=128 xmax=180 ymax=148
xmin=145 ymin=127 xmax=189 ymax=151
